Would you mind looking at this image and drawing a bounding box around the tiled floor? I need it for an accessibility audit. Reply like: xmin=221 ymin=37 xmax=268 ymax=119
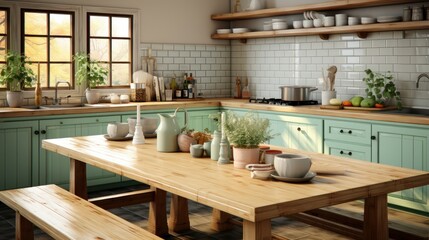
xmin=0 ymin=184 xmax=427 ymax=240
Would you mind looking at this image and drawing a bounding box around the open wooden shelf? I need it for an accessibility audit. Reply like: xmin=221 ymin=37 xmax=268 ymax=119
xmin=211 ymin=0 xmax=427 ymax=21
xmin=211 ymin=21 xmax=429 ymax=41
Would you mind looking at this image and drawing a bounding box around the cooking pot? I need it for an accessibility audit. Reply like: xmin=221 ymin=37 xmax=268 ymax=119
xmin=279 ymin=86 xmax=317 ymax=101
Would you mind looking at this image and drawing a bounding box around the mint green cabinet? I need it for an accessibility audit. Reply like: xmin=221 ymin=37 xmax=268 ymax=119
xmin=0 ymin=121 xmax=39 ymax=190
xmin=372 ymin=124 xmax=429 ymax=213
xmin=39 ymin=116 xmax=121 ymax=188
xmin=324 ymin=140 xmax=371 ymax=161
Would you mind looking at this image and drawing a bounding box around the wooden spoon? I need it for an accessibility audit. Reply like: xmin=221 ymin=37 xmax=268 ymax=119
xmin=327 ymin=66 xmax=337 ymax=91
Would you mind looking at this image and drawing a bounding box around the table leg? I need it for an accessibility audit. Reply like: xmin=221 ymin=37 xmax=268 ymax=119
xmin=243 ymin=219 xmax=271 ymax=240
xmin=69 ymin=158 xmax=87 ymax=200
xmin=364 ymin=194 xmax=388 ymax=240
xmin=211 ymin=209 xmax=233 ymax=231
xmin=148 ymin=187 xmax=169 ymax=236
xmin=168 ymin=194 xmax=190 ymax=232
xmin=15 ymin=212 xmax=34 ymax=240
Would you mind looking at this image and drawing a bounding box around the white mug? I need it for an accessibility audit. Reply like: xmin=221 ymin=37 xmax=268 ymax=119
xmin=274 ymin=154 xmax=312 ymax=178
xmin=107 ymin=122 xmax=129 ymax=138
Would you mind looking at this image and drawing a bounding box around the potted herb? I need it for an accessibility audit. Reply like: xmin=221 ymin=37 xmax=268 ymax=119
xmin=0 ymin=51 xmax=35 ymax=107
xmin=363 ymin=69 xmax=402 ymax=109
xmin=74 ymin=52 xmax=108 ymax=104
xmin=224 ymin=111 xmax=273 ymax=168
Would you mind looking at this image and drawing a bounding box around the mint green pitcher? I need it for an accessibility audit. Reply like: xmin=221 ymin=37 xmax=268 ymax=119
xmin=156 ymin=107 xmax=187 ymax=152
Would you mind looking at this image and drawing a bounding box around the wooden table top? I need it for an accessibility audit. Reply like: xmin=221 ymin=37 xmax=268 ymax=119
xmin=42 ymin=135 xmax=429 ymax=222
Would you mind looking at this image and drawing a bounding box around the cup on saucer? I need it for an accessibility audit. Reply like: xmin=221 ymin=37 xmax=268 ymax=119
xmin=274 ymin=154 xmax=312 ymax=178
xmin=107 ymin=122 xmax=129 ymax=139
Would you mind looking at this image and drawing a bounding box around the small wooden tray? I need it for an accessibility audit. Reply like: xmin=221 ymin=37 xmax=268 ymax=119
xmin=343 ymin=106 xmax=397 ymax=111
xmin=320 ymin=105 xmax=343 ymax=110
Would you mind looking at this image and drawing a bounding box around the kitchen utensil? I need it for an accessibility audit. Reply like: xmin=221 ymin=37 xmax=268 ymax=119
xmin=107 ymin=122 xmax=129 ymax=139
xmin=313 ymin=18 xmax=323 ymax=27
xmin=293 ymin=20 xmax=303 ymax=29
xmin=156 ymin=107 xmax=186 ymax=152
xmin=103 ymin=134 xmax=133 ymax=141
xmin=271 ymin=171 xmax=316 ymax=183
xmin=279 ymin=86 xmax=318 ymax=101
xmin=335 ymin=14 xmax=347 ymax=26
xmin=190 ymin=144 xmax=204 ymax=158
xmin=323 ymin=16 xmax=335 ymax=27
xmin=327 ymin=65 xmax=337 ymax=91
xmin=303 ymin=19 xmax=313 ymax=28
xmin=274 ymin=154 xmax=312 ymax=178
xmin=321 ymin=91 xmax=337 ymax=105
xmin=348 ymin=17 xmax=360 ymax=25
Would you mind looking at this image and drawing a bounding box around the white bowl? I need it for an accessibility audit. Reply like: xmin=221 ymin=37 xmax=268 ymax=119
xmin=348 ymin=17 xmax=360 ymax=25
xmin=142 ymin=117 xmax=159 ymax=134
xmin=324 ymin=16 xmax=335 ymax=27
xmin=293 ymin=20 xmax=303 ymax=29
xmin=232 ymin=28 xmax=250 ymax=33
xmin=251 ymin=169 xmax=274 ymax=180
xmin=272 ymin=21 xmax=287 ymax=30
xmin=303 ymin=19 xmax=314 ymax=28
xmin=313 ymin=18 xmax=323 ymax=28
xmin=216 ymin=29 xmax=231 ymax=34
xmin=361 ymin=17 xmax=376 ymax=24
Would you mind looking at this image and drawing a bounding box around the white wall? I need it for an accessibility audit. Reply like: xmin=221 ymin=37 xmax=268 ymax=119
xmin=8 ymin=0 xmax=230 ymax=44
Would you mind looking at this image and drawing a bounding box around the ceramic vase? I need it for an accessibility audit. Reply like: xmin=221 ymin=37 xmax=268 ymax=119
xmin=210 ymin=130 xmax=221 ymax=160
xmin=233 ymin=147 xmax=260 ymax=169
xmin=85 ymin=89 xmax=100 ymax=104
xmin=6 ymin=91 xmax=23 ymax=108
xmin=178 ymin=134 xmax=196 ymax=152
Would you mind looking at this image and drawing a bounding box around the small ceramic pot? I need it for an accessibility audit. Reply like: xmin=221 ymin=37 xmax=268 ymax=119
xmin=203 ymin=141 xmax=211 ymax=157
xmin=178 ymin=134 xmax=196 ymax=152
xmin=190 ymin=144 xmax=204 ymax=158
xmin=233 ymin=147 xmax=260 ymax=169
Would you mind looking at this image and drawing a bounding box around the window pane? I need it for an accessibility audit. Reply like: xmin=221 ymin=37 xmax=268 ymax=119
xmin=112 ymin=39 xmax=129 ymax=62
xmin=111 ymin=64 xmax=129 ymax=86
xmin=98 ymin=63 xmax=109 ymax=86
xmin=0 ymin=36 xmax=6 ymax=59
xmin=0 ymin=11 xmax=6 ymax=34
xmin=50 ymin=37 xmax=71 ymax=61
xmin=90 ymin=16 xmax=109 ymax=37
xmin=25 ymin=12 xmax=47 ymax=35
xmin=50 ymin=13 xmax=71 ymax=36
xmin=28 ymin=63 xmax=47 ymax=87
xmin=90 ymin=38 xmax=109 ymax=61
xmin=112 ymin=17 xmax=129 ymax=37
xmin=50 ymin=63 xmax=71 ymax=86
xmin=25 ymin=37 xmax=47 ymax=61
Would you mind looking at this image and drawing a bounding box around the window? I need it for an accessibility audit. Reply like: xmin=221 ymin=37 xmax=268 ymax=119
xmin=88 ymin=13 xmax=133 ymax=87
xmin=0 ymin=8 xmax=9 ymax=89
xmin=21 ymin=9 xmax=74 ymax=89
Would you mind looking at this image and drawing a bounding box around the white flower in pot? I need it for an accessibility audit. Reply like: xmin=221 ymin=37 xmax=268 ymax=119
xmin=224 ymin=111 xmax=273 ymax=168
xmin=74 ymin=52 xmax=108 ymax=104
xmin=0 ymin=51 xmax=35 ymax=108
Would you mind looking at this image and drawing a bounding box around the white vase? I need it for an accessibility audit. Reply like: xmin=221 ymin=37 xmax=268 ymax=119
xmin=6 ymin=91 xmax=24 ymax=108
xmin=233 ymin=147 xmax=260 ymax=168
xmin=85 ymin=89 xmax=100 ymax=104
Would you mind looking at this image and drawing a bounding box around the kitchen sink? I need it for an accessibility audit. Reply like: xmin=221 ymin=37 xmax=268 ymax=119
xmin=383 ymin=107 xmax=429 ymax=116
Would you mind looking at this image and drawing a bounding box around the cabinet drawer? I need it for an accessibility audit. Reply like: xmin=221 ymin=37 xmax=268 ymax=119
xmin=325 ymin=120 xmax=371 ymax=145
xmin=324 ymin=140 xmax=371 ymax=162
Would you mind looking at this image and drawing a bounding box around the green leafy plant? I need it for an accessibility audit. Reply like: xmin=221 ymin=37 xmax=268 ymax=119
xmin=224 ymin=111 xmax=273 ymax=149
xmin=74 ymin=52 xmax=108 ymax=90
xmin=0 ymin=51 xmax=35 ymax=91
xmin=208 ymin=112 xmax=221 ymax=131
xmin=363 ymin=69 xmax=402 ymax=109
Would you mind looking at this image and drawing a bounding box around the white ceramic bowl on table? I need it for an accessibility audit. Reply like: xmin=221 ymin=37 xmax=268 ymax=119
xmin=274 ymin=154 xmax=312 ymax=178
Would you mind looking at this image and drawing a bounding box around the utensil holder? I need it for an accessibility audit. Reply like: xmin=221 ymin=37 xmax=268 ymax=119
xmin=321 ymin=91 xmax=336 ymax=105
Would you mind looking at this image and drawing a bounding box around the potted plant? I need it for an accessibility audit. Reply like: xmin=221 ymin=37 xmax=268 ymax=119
xmin=0 ymin=51 xmax=35 ymax=107
xmin=224 ymin=111 xmax=273 ymax=168
xmin=363 ymin=69 xmax=402 ymax=109
xmin=74 ymin=52 xmax=108 ymax=104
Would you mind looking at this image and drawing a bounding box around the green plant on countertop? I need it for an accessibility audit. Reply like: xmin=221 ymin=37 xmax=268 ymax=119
xmin=0 ymin=51 xmax=35 ymax=91
xmin=224 ymin=111 xmax=273 ymax=149
xmin=363 ymin=69 xmax=402 ymax=109
xmin=74 ymin=52 xmax=108 ymax=90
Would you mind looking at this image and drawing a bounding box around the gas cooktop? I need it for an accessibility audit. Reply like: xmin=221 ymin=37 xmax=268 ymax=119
xmin=249 ymin=98 xmax=319 ymax=106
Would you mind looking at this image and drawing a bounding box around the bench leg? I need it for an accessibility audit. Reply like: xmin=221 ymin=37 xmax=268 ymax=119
xmin=70 ymin=158 xmax=87 ymax=200
xmin=16 ymin=212 xmax=34 ymax=240
xmin=148 ymin=187 xmax=168 ymax=236
xmin=364 ymin=194 xmax=388 ymax=240
xmin=211 ymin=209 xmax=233 ymax=231
xmin=168 ymin=194 xmax=190 ymax=232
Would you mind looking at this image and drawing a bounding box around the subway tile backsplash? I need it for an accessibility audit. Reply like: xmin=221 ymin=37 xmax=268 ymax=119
xmin=142 ymin=30 xmax=428 ymax=107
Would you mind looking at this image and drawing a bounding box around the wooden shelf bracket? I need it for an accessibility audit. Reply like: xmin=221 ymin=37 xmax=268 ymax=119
xmin=239 ymin=39 xmax=247 ymax=44
xmin=357 ymin=32 xmax=368 ymax=39
xmin=319 ymin=34 xmax=330 ymax=40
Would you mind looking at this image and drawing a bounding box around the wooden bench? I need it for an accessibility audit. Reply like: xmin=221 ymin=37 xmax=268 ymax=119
xmin=0 ymin=184 xmax=161 ymax=240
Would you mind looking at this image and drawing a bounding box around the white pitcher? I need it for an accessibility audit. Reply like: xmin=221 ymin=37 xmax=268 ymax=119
xmin=156 ymin=108 xmax=187 ymax=152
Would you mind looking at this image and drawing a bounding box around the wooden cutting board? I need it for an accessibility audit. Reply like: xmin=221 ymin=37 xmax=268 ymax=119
xmin=320 ymin=105 xmax=343 ymax=110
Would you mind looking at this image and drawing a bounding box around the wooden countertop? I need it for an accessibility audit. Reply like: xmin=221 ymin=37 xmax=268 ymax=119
xmin=1 ymin=99 xmax=428 ymax=126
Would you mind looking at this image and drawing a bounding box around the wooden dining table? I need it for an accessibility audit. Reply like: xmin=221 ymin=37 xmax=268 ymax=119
xmin=42 ymin=135 xmax=429 ymax=240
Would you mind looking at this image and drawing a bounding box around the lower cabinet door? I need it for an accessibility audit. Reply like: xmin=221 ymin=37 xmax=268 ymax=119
xmin=324 ymin=140 xmax=371 ymax=162
xmin=372 ymin=124 xmax=429 ymax=214
xmin=0 ymin=121 xmax=39 ymax=190
xmin=39 ymin=116 xmax=121 ymax=188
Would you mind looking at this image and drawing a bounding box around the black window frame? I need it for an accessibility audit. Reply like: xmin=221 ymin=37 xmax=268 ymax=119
xmin=0 ymin=7 xmax=10 ymax=90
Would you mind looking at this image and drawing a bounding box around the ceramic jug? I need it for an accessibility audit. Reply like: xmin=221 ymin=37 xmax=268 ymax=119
xmin=156 ymin=107 xmax=186 ymax=152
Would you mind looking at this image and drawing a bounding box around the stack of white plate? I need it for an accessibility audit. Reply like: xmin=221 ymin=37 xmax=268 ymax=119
xmin=303 ymin=11 xmax=325 ymax=20
xmin=377 ymin=16 xmax=402 ymax=23
xmin=216 ymin=29 xmax=231 ymax=34
xmin=272 ymin=19 xmax=287 ymax=30
xmin=361 ymin=17 xmax=376 ymax=24
xmin=232 ymin=28 xmax=250 ymax=33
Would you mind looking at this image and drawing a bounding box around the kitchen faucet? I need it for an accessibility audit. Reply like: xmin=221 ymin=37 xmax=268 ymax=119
xmin=416 ymin=73 xmax=429 ymax=88
xmin=54 ymin=80 xmax=71 ymax=105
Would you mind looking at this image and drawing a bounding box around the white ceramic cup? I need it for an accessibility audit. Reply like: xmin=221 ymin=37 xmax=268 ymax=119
xmin=335 ymin=14 xmax=348 ymax=26
xmin=324 ymin=16 xmax=335 ymax=27
xmin=107 ymin=122 xmax=129 ymax=138
xmin=303 ymin=19 xmax=314 ymax=28
xmin=264 ymin=150 xmax=282 ymax=165
xmin=321 ymin=91 xmax=337 ymax=105
xmin=274 ymin=154 xmax=312 ymax=178
xmin=348 ymin=16 xmax=360 ymax=25
xmin=142 ymin=117 xmax=160 ymax=134
xmin=313 ymin=18 xmax=323 ymax=28
xmin=127 ymin=117 xmax=141 ymax=136
xmin=293 ymin=20 xmax=303 ymax=29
